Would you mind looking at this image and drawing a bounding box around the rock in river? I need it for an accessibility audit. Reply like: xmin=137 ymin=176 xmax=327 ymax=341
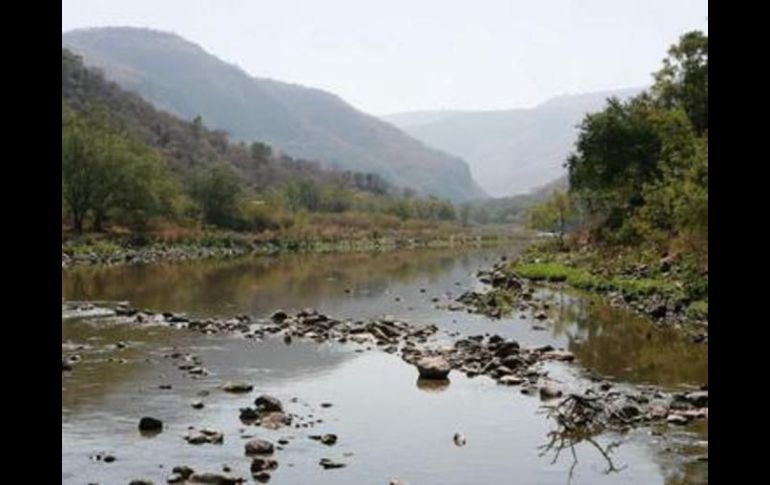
xmin=138 ymin=417 xmax=163 ymax=432
xmin=222 ymin=382 xmax=253 ymax=393
xmin=172 ymin=466 xmax=195 ymax=480
xmin=319 ymin=458 xmax=346 ymax=469
xmin=684 ymin=391 xmax=708 ymax=408
xmin=416 ymin=356 xmax=451 ymax=379
xmin=539 ymin=384 xmax=563 ymax=400
xmin=245 ymin=439 xmax=275 ymax=455
xmin=188 ymin=472 xmax=244 ymax=484
xmin=667 ymin=414 xmax=691 ymax=425
xmin=254 ymin=394 xmax=283 ymax=413
xmin=186 ymin=428 xmax=224 ymax=445
xmin=250 ymin=457 xmax=279 ymax=473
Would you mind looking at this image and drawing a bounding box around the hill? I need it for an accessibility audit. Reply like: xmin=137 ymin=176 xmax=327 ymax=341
xmin=62 ymin=27 xmax=486 ymax=202
xmin=384 ymin=88 xmax=643 ymax=197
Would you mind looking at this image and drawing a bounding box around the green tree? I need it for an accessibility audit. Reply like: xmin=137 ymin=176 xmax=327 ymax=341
xmin=189 ymin=165 xmax=243 ymax=229
xmin=527 ymin=190 xmax=574 ymax=246
xmin=250 ymin=142 xmax=272 ymax=164
xmin=652 ymin=31 xmax=708 ymax=135
xmin=62 ymin=103 xmax=179 ymax=233
xmin=62 ymin=104 xmax=96 ymax=233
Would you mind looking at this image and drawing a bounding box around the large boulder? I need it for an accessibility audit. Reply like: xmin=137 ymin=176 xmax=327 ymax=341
xmin=416 ymin=356 xmax=451 ymax=379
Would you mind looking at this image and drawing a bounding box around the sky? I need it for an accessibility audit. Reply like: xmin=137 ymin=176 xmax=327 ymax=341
xmin=62 ymin=0 xmax=708 ymax=115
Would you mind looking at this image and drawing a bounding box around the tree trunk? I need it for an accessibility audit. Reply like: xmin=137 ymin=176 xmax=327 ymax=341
xmin=93 ymin=211 xmax=105 ymax=232
xmin=72 ymin=210 xmax=84 ymax=234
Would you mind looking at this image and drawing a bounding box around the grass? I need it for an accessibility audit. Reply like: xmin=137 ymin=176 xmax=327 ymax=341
xmin=686 ymin=299 xmax=708 ymax=319
xmin=511 ymin=261 xmax=685 ymax=301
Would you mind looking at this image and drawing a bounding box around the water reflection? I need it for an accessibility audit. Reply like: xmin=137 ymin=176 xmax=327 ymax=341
xmin=547 ymin=291 xmax=708 ymax=389
xmin=416 ymin=378 xmax=451 ymax=393
xmin=62 ymin=248 xmax=508 ymax=318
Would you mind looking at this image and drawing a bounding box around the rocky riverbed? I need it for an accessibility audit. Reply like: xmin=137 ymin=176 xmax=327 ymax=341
xmin=63 ymin=298 xmax=707 ymax=484
xmin=63 ymin=247 xmax=707 ymax=484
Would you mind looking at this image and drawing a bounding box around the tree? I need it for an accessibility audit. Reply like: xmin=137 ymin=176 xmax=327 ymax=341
xmin=653 ymin=31 xmax=708 ymax=135
xmin=189 ymin=165 xmax=243 ymax=229
xmin=460 ymin=203 xmax=472 ymax=227
xmin=527 ymin=190 xmax=574 ymax=246
xmin=565 ymin=29 xmax=707 ymax=248
xmin=567 ymin=95 xmax=663 ymax=227
xmin=62 ymin=104 xmax=95 ymax=233
xmin=62 ymin=103 xmax=179 ymax=233
xmin=250 ymin=142 xmax=272 ymax=164
xmin=192 ymin=115 xmax=204 ymax=140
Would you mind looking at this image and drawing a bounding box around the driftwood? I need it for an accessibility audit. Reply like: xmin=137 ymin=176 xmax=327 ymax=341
xmin=538 ymin=394 xmax=627 ymax=483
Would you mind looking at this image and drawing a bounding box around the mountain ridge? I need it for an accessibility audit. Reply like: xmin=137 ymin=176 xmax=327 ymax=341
xmin=62 ymin=26 xmax=487 ymax=202
xmin=383 ymin=87 xmax=644 ymax=197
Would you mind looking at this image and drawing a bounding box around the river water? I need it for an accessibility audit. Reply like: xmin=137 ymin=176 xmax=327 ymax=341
xmin=62 ymin=245 xmax=707 ymax=484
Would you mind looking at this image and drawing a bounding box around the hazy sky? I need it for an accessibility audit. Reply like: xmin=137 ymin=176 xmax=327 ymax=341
xmin=62 ymin=0 xmax=707 ymax=115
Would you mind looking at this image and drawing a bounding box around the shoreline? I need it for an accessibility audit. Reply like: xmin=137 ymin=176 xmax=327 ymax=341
xmin=62 ymin=231 xmax=533 ymax=269
xmin=464 ymin=242 xmax=708 ymax=344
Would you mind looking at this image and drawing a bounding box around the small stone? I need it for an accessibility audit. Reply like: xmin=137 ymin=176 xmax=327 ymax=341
xmin=192 ymin=401 xmax=205 ymax=409
xmin=255 ymin=395 xmax=283 ymax=413
xmin=539 ymin=385 xmax=563 ymax=400
xmin=321 ymin=434 xmax=338 ymax=445
xmin=172 ymin=466 xmax=195 ymax=479
xmin=188 ymin=472 xmax=243 ymax=484
xmin=250 ymin=457 xmax=279 ymax=473
xmin=319 ymin=458 xmax=346 ymax=469
xmin=498 ymin=375 xmax=525 ymax=386
xmin=253 ymin=471 xmax=271 ymax=483
xmin=321 ymin=402 xmax=333 ymax=408
xmin=542 ymin=350 xmax=575 ymax=362
xmin=270 ymin=310 xmax=288 ymax=322
xmin=222 ymin=382 xmax=253 ymax=393
xmin=684 ymin=391 xmax=708 ymax=408
xmin=245 ymin=439 xmax=274 ymax=455
xmin=667 ymin=414 xmax=691 ymax=425
xmin=453 ymin=432 xmax=466 ymax=446
xmin=138 ymin=417 xmax=163 ymax=432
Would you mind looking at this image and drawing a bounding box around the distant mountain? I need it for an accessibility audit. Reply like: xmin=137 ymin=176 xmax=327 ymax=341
xmin=62 ymin=27 xmax=486 ymax=202
xmin=384 ymin=88 xmax=643 ymax=197
xmin=62 ymin=48 xmax=395 ymax=195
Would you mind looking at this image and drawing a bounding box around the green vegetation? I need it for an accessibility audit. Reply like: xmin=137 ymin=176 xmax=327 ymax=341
xmin=525 ymin=190 xmax=574 ymax=245
xmin=512 ymin=262 xmax=684 ymax=301
xmin=566 ymin=30 xmax=707 ymax=255
xmin=517 ymin=30 xmax=707 ymax=321
xmin=62 ymin=28 xmax=486 ymax=202
xmin=61 ymin=48 xmax=488 ymax=247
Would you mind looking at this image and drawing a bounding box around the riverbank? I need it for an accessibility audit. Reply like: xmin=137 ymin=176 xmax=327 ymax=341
xmin=62 ymin=224 xmax=529 ymax=268
xmin=470 ymin=239 xmax=708 ymax=342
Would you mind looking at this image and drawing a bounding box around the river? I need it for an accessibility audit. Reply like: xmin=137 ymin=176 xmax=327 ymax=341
xmin=62 ymin=245 xmax=707 ymax=484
